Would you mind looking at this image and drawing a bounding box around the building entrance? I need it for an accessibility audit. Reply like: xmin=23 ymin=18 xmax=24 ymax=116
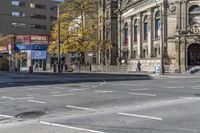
xmin=188 ymin=43 xmax=200 ymax=66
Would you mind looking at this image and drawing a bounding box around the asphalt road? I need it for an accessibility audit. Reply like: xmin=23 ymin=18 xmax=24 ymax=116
xmin=0 ymin=72 xmax=200 ymax=133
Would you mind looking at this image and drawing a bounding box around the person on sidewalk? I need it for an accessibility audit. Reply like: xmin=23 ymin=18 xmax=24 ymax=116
xmin=137 ymin=61 xmax=141 ymax=72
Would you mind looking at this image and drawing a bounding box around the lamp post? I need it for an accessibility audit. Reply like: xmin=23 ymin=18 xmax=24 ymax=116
xmin=57 ymin=3 xmax=61 ymax=73
xmin=155 ymin=0 xmax=164 ymax=75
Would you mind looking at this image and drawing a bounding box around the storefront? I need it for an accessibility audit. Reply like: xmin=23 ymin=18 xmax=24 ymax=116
xmin=15 ymin=44 xmax=48 ymax=71
xmin=14 ymin=35 xmax=50 ymax=71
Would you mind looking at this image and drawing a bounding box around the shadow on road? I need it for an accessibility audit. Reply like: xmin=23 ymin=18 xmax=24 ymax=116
xmin=0 ymin=72 xmax=152 ymax=88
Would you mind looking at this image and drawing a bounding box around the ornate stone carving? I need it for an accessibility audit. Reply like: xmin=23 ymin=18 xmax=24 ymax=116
xmin=168 ymin=3 xmax=176 ymax=15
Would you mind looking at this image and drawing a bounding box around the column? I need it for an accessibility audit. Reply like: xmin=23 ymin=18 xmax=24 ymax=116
xmin=137 ymin=13 xmax=142 ymax=59
xmin=147 ymin=8 xmax=153 ymax=58
xmin=128 ymin=17 xmax=132 ymax=60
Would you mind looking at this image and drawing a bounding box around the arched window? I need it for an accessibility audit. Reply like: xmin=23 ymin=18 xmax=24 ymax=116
xmin=143 ymin=16 xmax=148 ymax=41
xmin=189 ymin=5 xmax=200 ymax=24
xmin=124 ymin=22 xmax=128 ymax=45
xmin=133 ymin=19 xmax=138 ymax=43
xmin=155 ymin=11 xmax=161 ymax=38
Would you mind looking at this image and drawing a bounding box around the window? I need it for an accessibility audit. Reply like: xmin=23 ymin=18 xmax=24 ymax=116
xmin=12 ymin=12 xmax=25 ymax=17
xmin=133 ymin=19 xmax=138 ymax=43
xmin=143 ymin=16 xmax=148 ymax=41
xmin=31 ymin=14 xmax=46 ymax=20
xmin=124 ymin=22 xmax=128 ymax=45
xmin=30 ymin=3 xmax=46 ymax=9
xmin=50 ymin=16 xmax=57 ymax=21
xmin=50 ymin=6 xmax=57 ymax=11
xmin=11 ymin=22 xmax=26 ymax=28
xmin=155 ymin=11 xmax=161 ymax=38
xmin=12 ymin=1 xmax=25 ymax=6
xmin=30 ymin=24 xmax=46 ymax=30
xmin=189 ymin=5 xmax=200 ymax=24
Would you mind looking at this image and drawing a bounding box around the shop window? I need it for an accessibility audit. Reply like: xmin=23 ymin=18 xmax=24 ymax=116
xmin=21 ymin=52 xmax=27 ymax=67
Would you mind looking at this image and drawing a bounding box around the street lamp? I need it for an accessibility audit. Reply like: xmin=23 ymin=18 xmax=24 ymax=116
xmin=57 ymin=3 xmax=61 ymax=73
xmin=155 ymin=0 xmax=164 ymax=75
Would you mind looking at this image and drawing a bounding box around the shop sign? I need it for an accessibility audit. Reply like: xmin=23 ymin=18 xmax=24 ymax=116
xmin=15 ymin=44 xmax=48 ymax=50
xmin=31 ymin=50 xmax=47 ymax=59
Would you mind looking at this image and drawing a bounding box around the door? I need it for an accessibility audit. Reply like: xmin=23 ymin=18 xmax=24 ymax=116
xmin=188 ymin=44 xmax=200 ymax=66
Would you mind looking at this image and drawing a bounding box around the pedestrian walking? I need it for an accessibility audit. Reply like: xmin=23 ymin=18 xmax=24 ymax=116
xmin=137 ymin=61 xmax=141 ymax=72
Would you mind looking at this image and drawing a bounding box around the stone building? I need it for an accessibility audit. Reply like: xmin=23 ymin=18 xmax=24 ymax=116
xmin=118 ymin=0 xmax=200 ymax=73
xmin=98 ymin=0 xmax=118 ymax=65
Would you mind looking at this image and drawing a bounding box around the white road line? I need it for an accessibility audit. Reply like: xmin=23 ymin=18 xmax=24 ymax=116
xmin=26 ymin=94 xmax=41 ymax=96
xmin=99 ymin=81 xmax=106 ymax=86
xmin=50 ymin=91 xmax=61 ymax=94
xmin=129 ymin=93 xmax=156 ymax=97
xmin=68 ymin=88 xmax=89 ymax=92
xmin=1 ymin=96 xmax=14 ymax=100
xmin=54 ymin=87 xmax=65 ymax=89
xmin=40 ymin=121 xmax=106 ymax=133
xmin=179 ymin=97 xmax=200 ymax=100
xmin=14 ymin=97 xmax=34 ymax=100
xmin=1 ymin=96 xmax=33 ymax=100
xmin=112 ymin=83 xmax=142 ymax=86
xmin=53 ymin=94 xmax=74 ymax=97
xmin=28 ymin=100 xmax=46 ymax=104
xmin=192 ymin=87 xmax=200 ymax=90
xmin=131 ymin=88 xmax=149 ymax=91
xmin=0 ymin=114 xmax=14 ymax=118
xmin=118 ymin=113 xmax=162 ymax=121
xmin=95 ymin=90 xmax=115 ymax=94
xmin=66 ymin=105 xmax=94 ymax=111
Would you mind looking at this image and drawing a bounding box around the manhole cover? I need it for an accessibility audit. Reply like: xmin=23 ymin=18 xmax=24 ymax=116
xmin=15 ymin=111 xmax=46 ymax=119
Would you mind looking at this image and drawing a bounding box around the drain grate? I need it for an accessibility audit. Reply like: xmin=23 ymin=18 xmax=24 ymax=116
xmin=15 ymin=111 xmax=46 ymax=119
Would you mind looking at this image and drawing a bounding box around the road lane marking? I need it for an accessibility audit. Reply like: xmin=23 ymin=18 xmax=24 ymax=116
xmin=1 ymin=96 xmax=33 ymax=100
xmin=1 ymin=96 xmax=14 ymax=100
xmin=111 ymin=83 xmax=143 ymax=86
xmin=53 ymin=87 xmax=65 ymax=89
xmin=0 ymin=114 xmax=14 ymax=118
xmin=128 ymin=93 xmax=156 ymax=97
xmin=118 ymin=113 xmax=162 ymax=121
xmin=179 ymin=97 xmax=200 ymax=100
xmin=53 ymin=94 xmax=74 ymax=97
xmin=28 ymin=100 xmax=46 ymax=104
xmin=40 ymin=121 xmax=106 ymax=133
xmin=51 ymin=91 xmax=61 ymax=94
xmin=66 ymin=105 xmax=94 ymax=111
xmin=26 ymin=94 xmax=41 ymax=96
xmin=99 ymin=81 xmax=106 ymax=86
xmin=95 ymin=90 xmax=115 ymax=94
xmin=68 ymin=88 xmax=89 ymax=92
xmin=14 ymin=97 xmax=34 ymax=100
xmin=131 ymin=88 xmax=149 ymax=91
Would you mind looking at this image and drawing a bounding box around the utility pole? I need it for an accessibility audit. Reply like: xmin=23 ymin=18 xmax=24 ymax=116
xmin=160 ymin=4 xmax=164 ymax=75
xmin=57 ymin=4 xmax=61 ymax=73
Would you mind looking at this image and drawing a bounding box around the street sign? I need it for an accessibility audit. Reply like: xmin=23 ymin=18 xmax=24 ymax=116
xmin=155 ymin=64 xmax=161 ymax=75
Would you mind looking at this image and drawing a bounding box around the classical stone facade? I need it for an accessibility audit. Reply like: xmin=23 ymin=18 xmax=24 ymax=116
xmin=118 ymin=0 xmax=200 ymax=73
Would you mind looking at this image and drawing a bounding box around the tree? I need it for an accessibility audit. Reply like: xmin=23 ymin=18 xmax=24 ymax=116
xmin=48 ymin=0 xmax=98 ymax=64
